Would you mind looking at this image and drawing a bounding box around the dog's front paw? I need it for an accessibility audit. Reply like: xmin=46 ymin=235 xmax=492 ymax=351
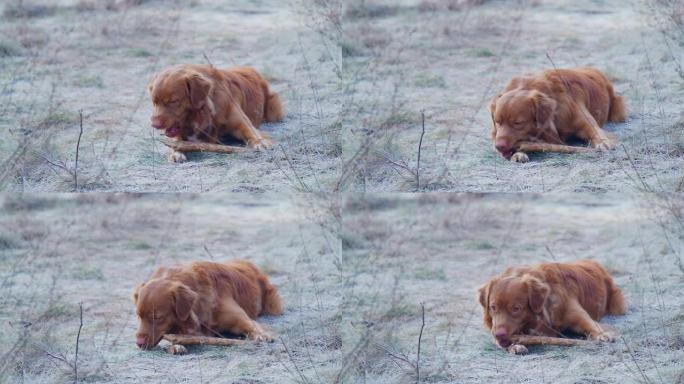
xmin=247 ymin=137 xmax=273 ymax=151
xmin=592 ymin=138 xmax=616 ymax=151
xmin=592 ymin=331 xmax=616 ymax=343
xmin=506 ymin=344 xmax=528 ymax=355
xmin=248 ymin=330 xmax=274 ymax=343
xmin=510 ymin=152 xmax=529 ymax=163
xmin=165 ymin=344 xmax=188 ymax=355
xmin=168 ymin=151 xmax=187 ymax=163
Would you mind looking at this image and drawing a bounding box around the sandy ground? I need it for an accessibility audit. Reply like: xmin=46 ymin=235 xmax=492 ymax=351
xmin=340 ymin=193 xmax=684 ymax=383
xmin=0 ymin=194 xmax=342 ymax=383
xmin=0 ymin=0 xmax=341 ymax=192
xmin=342 ymin=0 xmax=684 ymax=192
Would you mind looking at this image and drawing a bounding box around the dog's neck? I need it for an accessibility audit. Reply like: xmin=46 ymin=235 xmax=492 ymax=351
xmin=183 ymin=109 xmax=216 ymax=141
xmin=526 ymin=307 xmax=557 ymax=336
xmin=176 ymin=311 xmax=202 ymax=335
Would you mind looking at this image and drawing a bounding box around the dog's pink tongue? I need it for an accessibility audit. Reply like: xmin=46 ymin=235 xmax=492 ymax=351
xmin=165 ymin=126 xmax=179 ymax=137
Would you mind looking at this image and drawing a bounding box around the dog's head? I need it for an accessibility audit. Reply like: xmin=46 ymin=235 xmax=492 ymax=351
xmin=132 ymin=279 xmax=198 ymax=349
xmin=489 ymin=90 xmax=560 ymax=159
xmin=477 ymin=273 xmax=550 ymax=348
xmin=147 ymin=65 xmax=213 ymax=138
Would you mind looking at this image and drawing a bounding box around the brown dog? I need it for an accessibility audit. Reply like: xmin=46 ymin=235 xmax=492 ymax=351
xmin=477 ymin=260 xmax=625 ymax=354
xmin=132 ymin=260 xmax=283 ymax=350
xmin=148 ymin=64 xmax=284 ymax=162
xmin=489 ymin=67 xmax=626 ymax=162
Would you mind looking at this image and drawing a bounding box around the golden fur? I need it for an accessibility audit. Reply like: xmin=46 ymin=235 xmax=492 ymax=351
xmin=148 ymin=64 xmax=284 ymax=162
xmin=477 ymin=260 xmax=625 ymax=354
xmin=489 ymin=67 xmax=626 ymax=162
xmin=132 ymin=260 xmax=282 ymax=350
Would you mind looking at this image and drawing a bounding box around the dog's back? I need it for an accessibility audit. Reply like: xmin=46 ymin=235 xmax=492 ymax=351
xmin=531 ymin=260 xmax=625 ymax=320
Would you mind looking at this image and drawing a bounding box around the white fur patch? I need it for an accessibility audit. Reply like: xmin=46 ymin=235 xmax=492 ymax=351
xmin=168 ymin=151 xmax=187 ymax=163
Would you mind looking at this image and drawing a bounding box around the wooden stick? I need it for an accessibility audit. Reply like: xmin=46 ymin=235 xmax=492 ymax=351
xmin=163 ymin=334 xmax=247 ymax=347
xmin=159 ymin=138 xmax=245 ymax=154
xmin=517 ymin=142 xmax=594 ymax=154
xmin=511 ymin=335 xmax=591 ymax=347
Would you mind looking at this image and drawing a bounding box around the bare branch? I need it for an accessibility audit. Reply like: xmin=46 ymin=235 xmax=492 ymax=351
xmin=416 ymin=111 xmax=425 ymax=191
xmin=74 ymin=111 xmax=84 ymax=191
xmin=162 ymin=334 xmax=248 ymax=346
xmin=73 ymin=303 xmax=83 ymax=383
xmin=517 ymin=142 xmax=593 ymax=154
xmin=159 ymin=138 xmax=246 ymax=154
xmin=415 ymin=302 xmax=425 ymax=383
xmin=510 ymin=335 xmax=591 ymax=347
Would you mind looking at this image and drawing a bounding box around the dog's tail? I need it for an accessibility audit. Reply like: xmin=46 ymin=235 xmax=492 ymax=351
xmin=264 ymin=91 xmax=284 ymax=123
xmin=606 ymin=279 xmax=626 ymax=316
xmin=607 ymin=84 xmax=626 ymax=123
xmin=261 ymin=279 xmax=283 ymax=316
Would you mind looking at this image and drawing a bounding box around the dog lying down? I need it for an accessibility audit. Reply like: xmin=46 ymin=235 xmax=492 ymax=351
xmin=147 ymin=64 xmax=284 ymax=163
xmin=477 ymin=260 xmax=625 ymax=355
xmin=490 ymin=67 xmax=626 ymax=162
xmin=132 ymin=260 xmax=282 ymax=353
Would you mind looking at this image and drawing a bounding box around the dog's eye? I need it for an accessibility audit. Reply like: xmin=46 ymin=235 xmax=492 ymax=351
xmin=489 ymin=304 xmax=497 ymax=312
xmin=511 ymin=305 xmax=521 ymax=313
xmin=513 ymin=121 xmax=524 ymax=126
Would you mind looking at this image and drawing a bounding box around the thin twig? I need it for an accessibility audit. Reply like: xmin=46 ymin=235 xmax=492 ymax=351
xmin=202 ymin=52 xmax=214 ymax=68
xmin=374 ymin=342 xmax=414 ymax=368
xmin=74 ymin=302 xmax=83 ymax=383
xmin=375 ymin=151 xmax=415 ymax=176
xmin=74 ymin=110 xmax=84 ymax=191
xmin=279 ymin=144 xmax=310 ymax=192
xmin=416 ymin=302 xmax=425 ymax=383
xmin=621 ymin=336 xmax=652 ymax=384
xmin=416 ymin=111 xmax=425 ymax=191
xmin=39 ymin=154 xmax=72 ymax=175
xmin=43 ymin=350 xmax=70 ymax=366
xmin=544 ymin=245 xmax=557 ymax=261
xmin=203 ymin=245 xmax=215 ymax=260
xmin=621 ymin=143 xmax=652 ymax=192
xmin=279 ymin=337 xmax=310 ymax=384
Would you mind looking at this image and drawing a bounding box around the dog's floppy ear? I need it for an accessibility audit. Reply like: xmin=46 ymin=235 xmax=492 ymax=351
xmin=488 ymin=93 xmax=502 ymax=116
xmin=523 ymin=275 xmax=550 ymax=314
xmin=532 ymin=91 xmax=556 ymax=128
xmin=489 ymin=93 xmax=502 ymax=139
xmin=186 ymin=73 xmax=212 ymax=110
xmin=531 ymin=91 xmax=562 ymax=143
xmin=173 ymin=283 xmax=198 ymax=322
xmin=477 ymin=278 xmax=497 ymax=329
xmin=132 ymin=283 xmax=144 ymax=303
xmin=147 ymin=76 xmax=156 ymax=95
